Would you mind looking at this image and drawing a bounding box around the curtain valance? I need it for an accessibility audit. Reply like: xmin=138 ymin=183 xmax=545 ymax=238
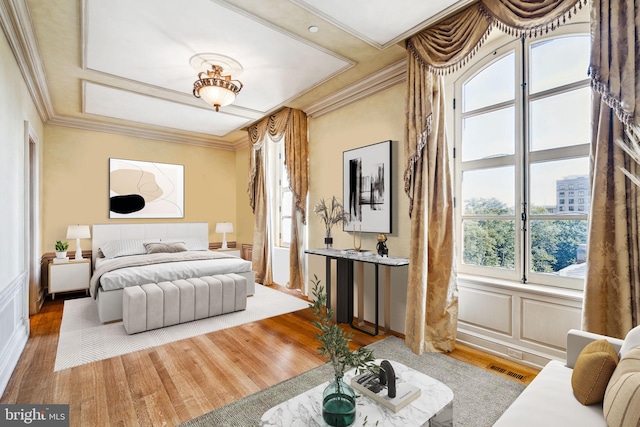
xmin=247 ymin=107 xmax=308 ymax=222
xmin=407 ymin=0 xmax=587 ymax=76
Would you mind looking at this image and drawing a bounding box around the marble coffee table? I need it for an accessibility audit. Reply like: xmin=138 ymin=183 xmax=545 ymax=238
xmin=260 ymin=359 xmax=454 ymax=427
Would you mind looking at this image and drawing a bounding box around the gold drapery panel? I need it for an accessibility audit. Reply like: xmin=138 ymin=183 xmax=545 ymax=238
xmin=583 ymin=0 xmax=640 ymax=337
xmin=247 ymin=108 xmax=309 ymax=290
xmin=404 ymin=0 xmax=584 ymax=354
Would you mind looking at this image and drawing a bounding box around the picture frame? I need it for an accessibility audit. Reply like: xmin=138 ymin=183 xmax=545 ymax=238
xmin=343 ymin=140 xmax=392 ymax=233
xmin=109 ymin=158 xmax=184 ymax=218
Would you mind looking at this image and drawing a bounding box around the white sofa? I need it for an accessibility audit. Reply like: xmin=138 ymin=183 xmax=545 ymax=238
xmin=494 ymin=329 xmax=627 ymax=427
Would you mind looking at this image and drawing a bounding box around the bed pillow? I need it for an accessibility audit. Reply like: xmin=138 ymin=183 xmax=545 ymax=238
xmin=619 ymin=325 xmax=640 ymax=357
xmin=571 ymin=339 xmax=619 ymax=405
xmin=100 ymin=239 xmax=151 ymax=259
xmin=162 ymin=237 xmax=209 ymax=251
xmin=144 ymin=241 xmax=188 ymax=254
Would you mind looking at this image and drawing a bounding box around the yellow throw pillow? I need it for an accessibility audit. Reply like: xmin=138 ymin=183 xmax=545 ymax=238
xmin=604 ymin=348 xmax=640 ymax=427
xmin=571 ymin=339 xmax=619 ymax=405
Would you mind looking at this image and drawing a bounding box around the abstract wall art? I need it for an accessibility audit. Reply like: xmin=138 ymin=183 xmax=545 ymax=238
xmin=343 ymin=140 xmax=392 ymax=233
xmin=109 ymin=158 xmax=184 ymax=218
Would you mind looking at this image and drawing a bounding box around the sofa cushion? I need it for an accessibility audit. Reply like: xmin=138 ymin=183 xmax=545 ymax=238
xmin=604 ymin=347 xmax=640 ymax=427
xmin=493 ymin=360 xmax=608 ymax=427
xmin=571 ymin=339 xmax=619 ymax=405
xmin=619 ymin=325 xmax=640 ymax=357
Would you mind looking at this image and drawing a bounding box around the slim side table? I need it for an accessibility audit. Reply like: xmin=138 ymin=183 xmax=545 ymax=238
xmin=305 ymin=248 xmax=409 ymax=335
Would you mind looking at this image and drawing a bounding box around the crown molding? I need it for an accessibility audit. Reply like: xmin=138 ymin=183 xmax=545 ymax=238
xmin=0 ymin=0 xmax=54 ymax=122
xmin=47 ymin=115 xmax=238 ymax=151
xmin=303 ymin=59 xmax=407 ymax=118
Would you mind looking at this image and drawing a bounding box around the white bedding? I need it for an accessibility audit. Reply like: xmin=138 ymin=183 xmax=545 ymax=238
xmin=91 ymin=251 xmax=252 ymax=295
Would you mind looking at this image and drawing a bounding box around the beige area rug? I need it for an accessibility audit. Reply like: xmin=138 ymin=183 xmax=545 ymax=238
xmin=54 ymin=284 xmax=309 ymax=371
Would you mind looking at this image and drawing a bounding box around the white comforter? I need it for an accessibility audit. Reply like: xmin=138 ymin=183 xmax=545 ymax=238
xmin=90 ymin=251 xmax=252 ymax=297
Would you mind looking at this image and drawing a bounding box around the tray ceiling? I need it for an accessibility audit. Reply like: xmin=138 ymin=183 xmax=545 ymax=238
xmin=18 ymin=0 xmax=471 ymax=148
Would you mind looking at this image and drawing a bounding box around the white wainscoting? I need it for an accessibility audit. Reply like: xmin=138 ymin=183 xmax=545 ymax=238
xmin=457 ymin=276 xmax=583 ymax=368
xmin=0 ymin=272 xmax=29 ymax=396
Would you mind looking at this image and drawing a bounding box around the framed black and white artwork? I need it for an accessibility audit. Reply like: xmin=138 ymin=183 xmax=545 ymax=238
xmin=109 ymin=158 xmax=184 ymax=218
xmin=343 ymin=140 xmax=392 ymax=233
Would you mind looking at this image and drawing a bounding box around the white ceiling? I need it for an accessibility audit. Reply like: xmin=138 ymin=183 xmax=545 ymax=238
xmin=17 ymin=0 xmax=471 ymax=148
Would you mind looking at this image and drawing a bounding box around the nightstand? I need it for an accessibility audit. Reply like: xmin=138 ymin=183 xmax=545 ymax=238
xmin=48 ymin=258 xmax=91 ymax=299
xmin=213 ymin=248 xmax=241 ymax=257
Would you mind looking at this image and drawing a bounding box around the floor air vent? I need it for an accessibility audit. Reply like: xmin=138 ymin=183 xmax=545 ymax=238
xmin=488 ymin=364 xmax=527 ymax=382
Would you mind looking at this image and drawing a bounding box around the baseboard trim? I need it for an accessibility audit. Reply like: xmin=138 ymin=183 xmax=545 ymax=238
xmin=457 ymin=330 xmax=554 ymax=370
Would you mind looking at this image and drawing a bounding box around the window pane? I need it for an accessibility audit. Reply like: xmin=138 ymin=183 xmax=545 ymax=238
xmin=530 ymin=87 xmax=590 ymax=151
xmin=281 ymin=218 xmax=291 ymax=245
xmin=463 ymin=219 xmax=515 ymax=269
xmin=462 ymin=167 xmax=515 ymax=215
xmin=530 ymin=36 xmax=590 ymax=94
xmin=281 ymin=166 xmax=289 ymax=188
xmin=530 ymin=219 xmax=587 ymax=278
xmin=529 ymin=157 xmax=590 ymax=215
xmin=463 ymin=52 xmax=515 ymax=112
xmin=282 ymin=191 xmax=292 ymax=215
xmin=462 ymin=107 xmax=515 ymax=161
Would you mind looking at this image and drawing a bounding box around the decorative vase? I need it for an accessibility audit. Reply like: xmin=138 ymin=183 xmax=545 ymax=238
xmin=324 ymin=231 xmax=333 ymax=249
xmin=322 ymin=376 xmax=356 ymax=427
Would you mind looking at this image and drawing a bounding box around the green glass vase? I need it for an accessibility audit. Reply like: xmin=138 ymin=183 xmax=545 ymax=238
xmin=322 ymin=376 xmax=356 ymax=427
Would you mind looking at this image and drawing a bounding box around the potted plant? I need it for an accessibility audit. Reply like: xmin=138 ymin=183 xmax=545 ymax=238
xmin=55 ymin=240 xmax=69 ymax=259
xmin=309 ymin=275 xmax=375 ymax=426
xmin=313 ymin=196 xmax=349 ymax=248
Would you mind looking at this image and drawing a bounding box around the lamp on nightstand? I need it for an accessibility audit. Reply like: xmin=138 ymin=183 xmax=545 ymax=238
xmin=66 ymin=225 xmax=91 ymax=260
xmin=215 ymin=222 xmax=233 ymax=249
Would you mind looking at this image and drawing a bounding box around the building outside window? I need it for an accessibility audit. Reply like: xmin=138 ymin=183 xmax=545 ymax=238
xmin=454 ymin=25 xmax=590 ymax=289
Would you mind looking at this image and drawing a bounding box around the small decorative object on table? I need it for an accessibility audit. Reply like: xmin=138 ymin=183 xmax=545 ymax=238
xmin=310 ymin=275 xmax=375 ymax=426
xmin=376 ymin=234 xmax=388 ymax=257
xmin=351 ymin=360 xmax=422 ymax=412
xmin=314 ymin=196 xmax=349 ymax=249
xmin=55 ymin=240 xmax=69 ymax=259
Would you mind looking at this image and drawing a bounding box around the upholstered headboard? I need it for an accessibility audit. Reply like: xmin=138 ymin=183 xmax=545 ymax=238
xmin=91 ymin=222 xmax=208 ymax=267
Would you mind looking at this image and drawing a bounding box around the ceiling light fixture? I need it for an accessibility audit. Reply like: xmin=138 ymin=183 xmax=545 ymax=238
xmin=190 ymin=53 xmax=243 ymax=112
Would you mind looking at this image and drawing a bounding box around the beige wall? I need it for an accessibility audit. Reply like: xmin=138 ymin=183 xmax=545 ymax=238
xmin=42 ymin=125 xmax=250 ymax=251
xmin=308 ymin=82 xmax=410 ymax=258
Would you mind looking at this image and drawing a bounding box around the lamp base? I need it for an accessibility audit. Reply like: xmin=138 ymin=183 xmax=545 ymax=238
xmin=74 ymin=238 xmax=84 ymax=260
xmin=221 ymin=233 xmax=228 ymax=250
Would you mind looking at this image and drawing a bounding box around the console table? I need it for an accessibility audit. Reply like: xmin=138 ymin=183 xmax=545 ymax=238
xmin=305 ymin=248 xmax=409 ymax=335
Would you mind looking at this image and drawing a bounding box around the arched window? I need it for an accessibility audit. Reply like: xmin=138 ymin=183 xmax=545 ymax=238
xmin=454 ymin=24 xmax=590 ymax=290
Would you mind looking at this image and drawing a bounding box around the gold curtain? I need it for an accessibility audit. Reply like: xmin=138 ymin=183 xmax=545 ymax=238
xmin=582 ymin=0 xmax=640 ymax=337
xmin=404 ymin=0 xmax=585 ymax=354
xmin=248 ymin=108 xmax=309 ymax=290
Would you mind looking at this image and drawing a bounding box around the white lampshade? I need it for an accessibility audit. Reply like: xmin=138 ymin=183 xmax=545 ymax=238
xmin=66 ymin=225 xmax=91 ymax=260
xmin=66 ymin=225 xmax=91 ymax=239
xmin=215 ymin=222 xmax=233 ymax=234
xmin=215 ymin=222 xmax=233 ymax=249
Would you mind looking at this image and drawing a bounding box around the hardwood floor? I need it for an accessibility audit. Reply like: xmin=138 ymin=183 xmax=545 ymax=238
xmin=2 ymin=286 xmax=538 ymax=427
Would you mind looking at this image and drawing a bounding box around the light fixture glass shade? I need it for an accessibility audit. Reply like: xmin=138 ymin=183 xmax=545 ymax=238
xmin=197 ymin=85 xmax=237 ymax=109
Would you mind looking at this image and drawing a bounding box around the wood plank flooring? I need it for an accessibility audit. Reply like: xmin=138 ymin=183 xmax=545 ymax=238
xmin=1 ymin=286 xmax=538 ymax=427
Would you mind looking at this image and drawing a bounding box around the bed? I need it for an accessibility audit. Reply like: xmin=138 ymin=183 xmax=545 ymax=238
xmin=90 ymin=222 xmax=255 ymax=323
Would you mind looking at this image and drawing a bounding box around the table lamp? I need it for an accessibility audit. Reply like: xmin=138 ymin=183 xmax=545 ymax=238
xmin=66 ymin=225 xmax=91 ymax=260
xmin=215 ymin=222 xmax=233 ymax=249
